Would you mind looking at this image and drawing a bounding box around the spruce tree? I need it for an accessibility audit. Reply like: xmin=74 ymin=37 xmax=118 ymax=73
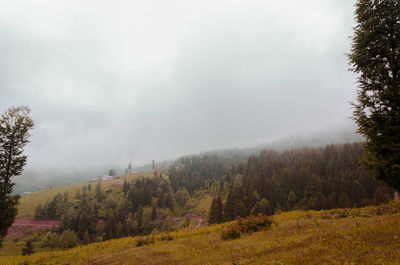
xmin=223 ymin=192 xmax=235 ymax=221
xmin=208 ymin=196 xmax=223 ymax=224
xmin=349 ymin=0 xmax=400 ymax=196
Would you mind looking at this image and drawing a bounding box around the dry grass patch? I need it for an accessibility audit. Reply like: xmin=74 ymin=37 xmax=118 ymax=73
xmin=2 ymin=202 xmax=400 ymax=264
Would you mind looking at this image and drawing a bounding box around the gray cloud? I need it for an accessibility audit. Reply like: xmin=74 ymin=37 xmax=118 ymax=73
xmin=0 ymin=0 xmax=358 ymax=172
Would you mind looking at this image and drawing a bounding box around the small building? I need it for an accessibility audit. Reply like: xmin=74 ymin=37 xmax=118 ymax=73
xmin=102 ymin=176 xmax=114 ymax=181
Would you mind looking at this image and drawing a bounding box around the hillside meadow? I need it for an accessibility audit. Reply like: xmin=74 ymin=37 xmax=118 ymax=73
xmin=2 ymin=201 xmax=400 ymax=264
xmin=17 ymin=171 xmax=157 ymax=217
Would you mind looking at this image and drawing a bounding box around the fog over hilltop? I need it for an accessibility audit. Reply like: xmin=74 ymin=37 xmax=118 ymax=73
xmin=0 ymin=1 xmax=358 ymax=182
xmin=13 ymin=127 xmax=362 ymax=193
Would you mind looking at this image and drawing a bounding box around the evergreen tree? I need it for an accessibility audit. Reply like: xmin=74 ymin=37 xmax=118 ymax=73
xmin=150 ymin=206 xmax=157 ymax=221
xmin=233 ymin=201 xmax=247 ymax=219
xmin=287 ymin=191 xmax=297 ymax=209
xmin=95 ymin=182 xmax=103 ymax=201
xmin=63 ymin=191 xmax=69 ymax=202
xmin=208 ymin=196 xmax=223 ymax=224
xmin=223 ymin=192 xmax=235 ymax=221
xmin=34 ymin=203 xmax=44 ymax=220
xmin=250 ymin=199 xmax=273 ymax=216
xmin=349 ymin=0 xmax=400 ymax=196
xmin=122 ymin=179 xmax=129 ymax=193
xmin=0 ymin=106 xmax=34 ymax=247
xmin=108 ymin=168 xmax=116 ymax=176
xmin=175 ymin=188 xmax=189 ymax=207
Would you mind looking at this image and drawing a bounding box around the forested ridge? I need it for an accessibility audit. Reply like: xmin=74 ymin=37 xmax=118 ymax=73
xmin=169 ymin=143 xmax=393 ymax=223
xmin=32 ymin=142 xmax=393 ymax=247
xmin=33 ymin=174 xmax=182 ymax=246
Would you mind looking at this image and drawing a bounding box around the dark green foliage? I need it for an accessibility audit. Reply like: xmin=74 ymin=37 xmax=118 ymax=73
xmin=223 ymin=192 xmax=235 ymax=221
xmin=95 ymin=182 xmax=103 ymax=201
xmin=42 ymin=176 xmax=180 ymax=242
xmin=60 ymin=230 xmax=80 ymax=249
xmin=168 ymin=153 xmax=234 ymax=193
xmin=108 ymin=169 xmax=116 ymax=176
xmin=34 ymin=193 xmax=66 ymax=220
xmin=21 ymin=240 xmax=35 ymax=255
xmin=122 ymin=179 xmax=129 ymax=193
xmin=22 ymin=142 xmax=396 ymax=250
xmin=209 ymin=196 xmax=223 ymax=224
xmin=40 ymin=232 xmax=60 ymax=249
xmin=63 ymin=191 xmax=69 ymax=202
xmin=287 ymin=191 xmax=297 ymax=208
xmin=250 ymin=199 xmax=273 ymax=216
xmin=216 ymin=143 xmax=392 ymax=222
xmin=150 ymin=206 xmax=157 ymax=221
xmin=0 ymin=106 xmax=34 ymax=247
xmin=34 ymin=203 xmax=44 ymax=220
xmin=233 ymin=201 xmax=247 ymax=219
xmin=175 ymin=188 xmax=190 ymax=207
xmin=349 ymin=0 xmax=400 ymax=191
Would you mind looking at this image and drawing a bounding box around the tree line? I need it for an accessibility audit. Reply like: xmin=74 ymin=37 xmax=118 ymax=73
xmin=205 ymin=143 xmax=393 ymax=223
xmin=34 ymin=175 xmax=191 ymax=244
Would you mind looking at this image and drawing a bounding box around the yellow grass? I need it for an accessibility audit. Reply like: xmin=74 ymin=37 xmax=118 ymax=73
xmin=3 ymin=201 xmax=400 ymax=264
xmin=0 ymin=241 xmax=24 ymax=257
xmin=0 ymin=241 xmax=53 ymax=258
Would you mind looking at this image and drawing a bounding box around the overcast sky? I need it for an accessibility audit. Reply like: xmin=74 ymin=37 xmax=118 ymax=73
xmin=0 ymin=0 xmax=358 ymax=171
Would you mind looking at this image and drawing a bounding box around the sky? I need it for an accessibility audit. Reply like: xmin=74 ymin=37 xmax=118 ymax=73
xmin=0 ymin=0 xmax=359 ymax=173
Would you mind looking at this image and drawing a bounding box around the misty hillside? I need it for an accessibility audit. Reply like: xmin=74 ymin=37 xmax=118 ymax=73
xmin=5 ymin=143 xmax=393 ymax=243
xmin=1 ymin=141 xmax=395 ymax=261
xmin=14 ymin=128 xmax=362 ymax=194
xmin=1 ymin=0 xmax=399 ymax=263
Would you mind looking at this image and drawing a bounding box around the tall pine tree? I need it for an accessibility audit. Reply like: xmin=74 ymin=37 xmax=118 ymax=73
xmin=208 ymin=196 xmax=223 ymax=224
xmin=349 ymin=0 xmax=400 ymax=197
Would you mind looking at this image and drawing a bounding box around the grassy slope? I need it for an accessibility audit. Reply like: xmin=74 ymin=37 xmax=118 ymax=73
xmin=17 ymin=172 xmax=155 ymax=217
xmin=2 ymin=202 xmax=400 ymax=265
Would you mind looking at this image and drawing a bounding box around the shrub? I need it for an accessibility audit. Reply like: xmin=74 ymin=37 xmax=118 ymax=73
xmin=40 ymin=231 xmax=60 ymax=249
xmin=221 ymin=225 xmax=241 ymax=240
xmin=136 ymin=236 xmax=155 ymax=247
xmin=236 ymin=215 xmax=273 ymax=233
xmin=159 ymin=233 xmax=173 ymax=241
xmin=221 ymin=215 xmax=273 ymax=240
xmin=60 ymin=230 xmax=80 ymax=249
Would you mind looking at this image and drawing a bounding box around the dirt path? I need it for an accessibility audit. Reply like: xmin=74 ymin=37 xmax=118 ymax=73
xmin=186 ymin=213 xmax=206 ymax=228
xmin=171 ymin=213 xmax=206 ymax=228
